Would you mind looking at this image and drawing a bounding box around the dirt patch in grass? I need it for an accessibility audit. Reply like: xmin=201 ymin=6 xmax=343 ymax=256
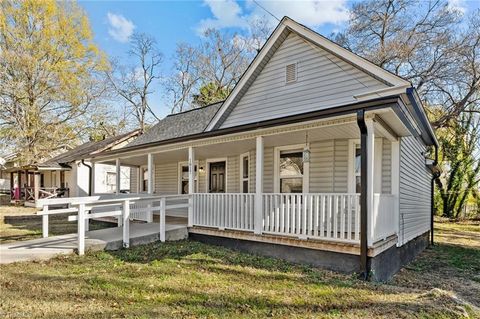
xmin=0 ymin=205 xmax=115 ymax=244
xmin=0 ymin=220 xmax=479 ymax=318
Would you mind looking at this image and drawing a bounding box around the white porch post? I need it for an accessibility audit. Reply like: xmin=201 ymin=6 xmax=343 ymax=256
xmin=147 ymin=153 xmax=154 ymax=194
xmin=366 ymin=120 xmax=375 ymax=246
xmin=254 ymin=136 xmax=264 ymax=235
xmin=123 ymin=199 xmax=130 ymax=248
xmin=391 ymin=140 xmax=400 ymax=241
xmin=188 ymin=146 xmax=195 ymax=227
xmin=115 ymin=158 xmax=122 ymax=227
xmin=147 ymin=153 xmax=154 ymax=223
xmin=91 ymin=162 xmax=96 ymax=195
xmin=115 ymin=158 xmax=121 ymax=194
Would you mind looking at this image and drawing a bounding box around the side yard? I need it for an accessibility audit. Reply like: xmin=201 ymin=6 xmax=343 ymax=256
xmin=0 ymin=213 xmax=478 ymax=318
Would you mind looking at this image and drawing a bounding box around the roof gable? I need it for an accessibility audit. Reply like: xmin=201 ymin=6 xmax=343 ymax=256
xmin=206 ymin=17 xmax=410 ymax=131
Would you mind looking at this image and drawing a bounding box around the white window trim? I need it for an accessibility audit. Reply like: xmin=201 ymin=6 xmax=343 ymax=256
xmin=274 ymin=144 xmax=309 ymax=193
xmin=105 ymin=171 xmax=116 ymax=193
xmin=239 ymin=152 xmax=250 ymax=193
xmin=178 ymin=160 xmax=199 ymax=194
xmin=205 ymin=157 xmax=228 ymax=193
xmin=348 ymin=138 xmax=383 ymax=194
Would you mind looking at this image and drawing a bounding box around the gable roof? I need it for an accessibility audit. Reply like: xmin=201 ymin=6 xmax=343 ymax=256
xmin=206 ymin=16 xmax=411 ymax=131
xmin=39 ymin=130 xmax=142 ymax=168
xmin=125 ymin=102 xmax=222 ymax=148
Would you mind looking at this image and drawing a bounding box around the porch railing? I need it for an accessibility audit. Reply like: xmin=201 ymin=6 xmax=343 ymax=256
xmin=371 ymin=194 xmax=397 ymax=243
xmin=191 ymin=193 xmax=255 ymax=231
xmin=191 ymin=193 xmax=398 ymax=246
xmin=263 ymin=193 xmax=360 ymax=243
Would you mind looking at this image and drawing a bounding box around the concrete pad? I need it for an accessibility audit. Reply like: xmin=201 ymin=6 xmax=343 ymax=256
xmin=0 ymin=222 xmax=188 ymax=264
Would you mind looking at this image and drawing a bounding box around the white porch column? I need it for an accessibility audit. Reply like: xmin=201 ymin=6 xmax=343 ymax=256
xmin=391 ymin=140 xmax=400 ymax=241
xmin=147 ymin=153 xmax=154 ymax=194
xmin=366 ymin=120 xmax=375 ymax=246
xmin=115 ymin=158 xmax=121 ymax=194
xmin=254 ymin=136 xmax=264 ymax=235
xmin=188 ymin=147 xmax=195 ymax=194
xmin=91 ymin=162 xmax=96 ymax=195
xmin=146 ymin=153 xmax=154 ymax=223
xmin=115 ymin=158 xmax=122 ymax=226
xmin=188 ymin=147 xmax=195 ymax=227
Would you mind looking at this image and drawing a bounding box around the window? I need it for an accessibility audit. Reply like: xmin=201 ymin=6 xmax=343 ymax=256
xmin=279 ymin=151 xmax=304 ymax=193
xmin=60 ymin=171 xmax=65 ymax=188
xmin=141 ymin=167 xmax=148 ymax=192
xmin=106 ymin=172 xmax=116 ymax=192
xmin=240 ymin=153 xmax=249 ymax=193
xmin=285 ymin=63 xmax=297 ymax=83
xmin=179 ymin=163 xmax=197 ymax=194
xmin=354 ymin=143 xmax=361 ymax=193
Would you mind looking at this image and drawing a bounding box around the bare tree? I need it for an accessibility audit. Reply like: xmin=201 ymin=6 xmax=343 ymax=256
xmin=107 ymin=32 xmax=162 ymax=133
xmin=163 ymin=43 xmax=201 ymax=113
xmin=335 ymin=0 xmax=479 ymax=127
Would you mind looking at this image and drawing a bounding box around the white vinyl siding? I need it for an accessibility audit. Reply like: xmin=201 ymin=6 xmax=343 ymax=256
xmin=219 ymin=32 xmax=387 ymax=128
xmin=309 ymin=140 xmax=334 ymax=192
xmin=399 ymin=136 xmax=432 ymax=245
xmin=333 ymin=140 xmax=349 ymax=193
xmin=130 ymin=167 xmax=138 ymax=192
xmin=155 ymin=163 xmax=177 ymax=194
xmin=382 ymin=140 xmax=392 ymax=193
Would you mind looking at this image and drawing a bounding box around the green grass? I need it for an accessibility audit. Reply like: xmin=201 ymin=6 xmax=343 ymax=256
xmin=0 ymin=215 xmax=479 ymax=318
xmin=0 ymin=205 xmax=115 ymax=243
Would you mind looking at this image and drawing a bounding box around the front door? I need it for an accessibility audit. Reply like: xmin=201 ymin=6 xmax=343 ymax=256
xmin=209 ymin=161 xmax=226 ymax=193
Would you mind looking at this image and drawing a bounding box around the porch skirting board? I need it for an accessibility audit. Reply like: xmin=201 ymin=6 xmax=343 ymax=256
xmin=189 ymin=232 xmax=360 ymax=274
xmin=188 ymin=228 xmax=429 ymax=281
xmin=368 ymin=231 xmax=430 ymax=282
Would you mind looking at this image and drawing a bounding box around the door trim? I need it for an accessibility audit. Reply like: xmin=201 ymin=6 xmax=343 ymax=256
xmin=206 ymin=157 xmax=228 ymax=193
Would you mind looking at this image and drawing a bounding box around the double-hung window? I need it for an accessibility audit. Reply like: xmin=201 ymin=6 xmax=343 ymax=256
xmin=279 ymin=150 xmax=304 ymax=193
xmin=240 ymin=153 xmax=249 ymax=193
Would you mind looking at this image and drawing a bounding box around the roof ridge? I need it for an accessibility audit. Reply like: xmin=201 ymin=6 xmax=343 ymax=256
xmin=166 ymin=101 xmax=224 ymax=118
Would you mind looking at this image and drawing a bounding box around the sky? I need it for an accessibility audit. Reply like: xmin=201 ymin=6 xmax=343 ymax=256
xmin=78 ymin=0 xmax=480 ymax=118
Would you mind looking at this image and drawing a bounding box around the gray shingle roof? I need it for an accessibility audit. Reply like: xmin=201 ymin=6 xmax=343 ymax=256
xmin=126 ymin=102 xmax=222 ymax=148
xmin=40 ymin=130 xmax=141 ymax=168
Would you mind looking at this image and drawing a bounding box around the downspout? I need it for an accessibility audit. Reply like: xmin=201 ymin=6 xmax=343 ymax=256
xmin=356 ymin=109 xmax=370 ymax=280
xmin=430 ymin=145 xmax=440 ymax=246
xmin=81 ymin=159 xmax=92 ymax=196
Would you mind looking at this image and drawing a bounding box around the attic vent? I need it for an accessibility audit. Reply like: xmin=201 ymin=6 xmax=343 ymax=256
xmin=285 ymin=63 xmax=297 ymax=83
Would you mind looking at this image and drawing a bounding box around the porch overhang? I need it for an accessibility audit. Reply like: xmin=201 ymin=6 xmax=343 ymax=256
xmin=90 ymin=96 xmax=418 ymax=163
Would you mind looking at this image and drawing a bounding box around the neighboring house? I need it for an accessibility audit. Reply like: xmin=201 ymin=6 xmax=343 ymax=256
xmin=7 ymin=130 xmax=141 ymax=206
xmin=0 ymin=153 xmax=17 ymax=193
xmin=86 ymin=17 xmax=437 ymax=280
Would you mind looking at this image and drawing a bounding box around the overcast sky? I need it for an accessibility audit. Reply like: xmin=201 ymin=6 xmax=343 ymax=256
xmin=79 ymin=0 xmax=480 ymax=118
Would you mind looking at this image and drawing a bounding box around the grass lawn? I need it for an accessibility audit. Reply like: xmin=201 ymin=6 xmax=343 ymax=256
xmin=0 ymin=219 xmax=479 ymax=318
xmin=0 ymin=205 xmax=115 ymax=244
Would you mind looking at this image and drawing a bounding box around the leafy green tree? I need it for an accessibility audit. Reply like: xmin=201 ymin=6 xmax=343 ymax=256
xmin=435 ymin=111 xmax=480 ymax=218
xmin=192 ymin=82 xmax=231 ymax=107
xmin=0 ymin=0 xmax=107 ymax=165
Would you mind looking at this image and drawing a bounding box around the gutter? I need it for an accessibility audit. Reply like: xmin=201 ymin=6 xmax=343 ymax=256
xmin=405 ymin=88 xmax=438 ymax=147
xmin=356 ymin=109 xmax=370 ymax=280
xmin=81 ymin=159 xmax=92 ymax=196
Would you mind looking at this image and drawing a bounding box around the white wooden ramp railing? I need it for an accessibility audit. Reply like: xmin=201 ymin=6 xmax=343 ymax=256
xmin=36 ymin=194 xmax=190 ymax=255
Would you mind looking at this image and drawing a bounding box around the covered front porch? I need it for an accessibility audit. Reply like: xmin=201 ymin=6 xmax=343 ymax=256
xmin=93 ymin=108 xmax=406 ymax=257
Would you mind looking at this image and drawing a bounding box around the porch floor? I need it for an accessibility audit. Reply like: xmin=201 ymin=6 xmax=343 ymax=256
xmin=0 ymin=219 xmax=187 ymax=264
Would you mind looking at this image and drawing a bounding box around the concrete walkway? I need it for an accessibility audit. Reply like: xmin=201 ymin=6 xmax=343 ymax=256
xmin=0 ymin=222 xmax=188 ymax=264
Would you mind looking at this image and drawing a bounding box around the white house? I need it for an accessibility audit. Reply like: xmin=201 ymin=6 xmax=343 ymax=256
xmin=7 ymin=130 xmax=141 ymax=206
xmin=78 ymin=17 xmax=436 ymax=280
